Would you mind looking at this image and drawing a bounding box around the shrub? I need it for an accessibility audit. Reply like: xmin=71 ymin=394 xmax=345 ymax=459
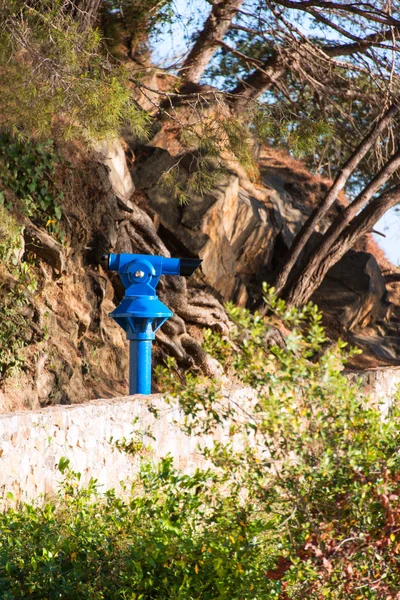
xmin=0 ymin=1 xmax=151 ymax=140
xmin=0 ymin=135 xmax=64 ymax=240
xmin=160 ymin=288 xmax=400 ymax=598
xmin=0 ymin=458 xmax=273 ymax=599
xmin=1 ymin=290 xmax=400 ymax=598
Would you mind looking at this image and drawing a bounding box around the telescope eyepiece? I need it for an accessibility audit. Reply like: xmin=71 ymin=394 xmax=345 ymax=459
xmin=103 ymin=253 xmax=202 ymax=277
xmin=179 ymin=258 xmax=202 ymax=277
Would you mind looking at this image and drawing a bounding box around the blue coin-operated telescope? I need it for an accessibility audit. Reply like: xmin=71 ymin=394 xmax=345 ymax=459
xmin=103 ymin=253 xmax=202 ymax=395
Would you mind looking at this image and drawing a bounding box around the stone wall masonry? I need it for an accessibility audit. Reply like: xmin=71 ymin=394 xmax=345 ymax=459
xmin=0 ymin=395 xmax=212 ymax=510
xmin=1 ymin=368 xmax=400 ymax=509
xmin=345 ymin=366 xmax=400 ymax=415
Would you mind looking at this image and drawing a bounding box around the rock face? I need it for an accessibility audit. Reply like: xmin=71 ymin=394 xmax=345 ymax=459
xmin=200 ymin=183 xmax=274 ymax=304
xmin=311 ymin=250 xmax=400 ymax=367
xmin=132 ymin=144 xmax=349 ymax=307
xmin=131 ymin=141 xmax=400 ymax=367
xmin=313 ymin=250 xmax=388 ymax=331
xmin=259 ymin=149 xmax=343 ymax=247
xmin=93 ymin=138 xmax=135 ymax=209
xmin=133 ymin=150 xmax=277 ymax=305
xmin=2 ymin=115 xmax=400 ymax=412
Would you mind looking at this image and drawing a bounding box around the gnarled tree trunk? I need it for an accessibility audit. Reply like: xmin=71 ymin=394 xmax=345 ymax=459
xmin=179 ymin=0 xmax=244 ymax=84
xmin=274 ymin=104 xmax=398 ymax=297
xmin=70 ymin=0 xmax=102 ymax=28
xmin=284 ymin=184 xmax=400 ymax=307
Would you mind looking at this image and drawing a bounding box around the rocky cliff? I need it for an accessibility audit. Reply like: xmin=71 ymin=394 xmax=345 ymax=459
xmin=1 ymin=91 xmax=400 ymax=412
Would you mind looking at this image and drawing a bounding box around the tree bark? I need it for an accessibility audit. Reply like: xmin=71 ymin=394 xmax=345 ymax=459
xmin=274 ymin=103 xmax=398 ymax=296
xmin=280 ymin=149 xmax=400 ymax=302
xmin=179 ymin=0 xmax=243 ymax=84
xmin=284 ymin=184 xmax=400 ymax=307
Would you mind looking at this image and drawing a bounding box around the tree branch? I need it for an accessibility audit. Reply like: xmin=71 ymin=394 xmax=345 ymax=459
xmin=274 ymin=103 xmax=398 ymax=296
xmin=322 ymin=29 xmax=398 ymax=58
xmin=217 ymin=39 xmax=265 ymax=67
xmin=228 ymin=25 xmax=396 ymax=104
xmin=273 ymin=0 xmax=400 ymax=27
xmin=284 ymin=183 xmax=400 ymax=307
xmin=282 ymin=149 xmax=400 ymax=305
xmin=230 ymin=51 xmax=287 ymax=103
xmin=179 ymin=0 xmax=244 ymax=84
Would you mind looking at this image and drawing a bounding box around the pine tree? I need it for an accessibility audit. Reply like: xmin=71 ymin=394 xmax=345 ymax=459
xmin=1 ymin=0 xmax=400 ymax=313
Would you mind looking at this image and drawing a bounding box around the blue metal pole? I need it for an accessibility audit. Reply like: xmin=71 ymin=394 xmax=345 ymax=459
xmin=129 ymin=339 xmax=152 ymax=395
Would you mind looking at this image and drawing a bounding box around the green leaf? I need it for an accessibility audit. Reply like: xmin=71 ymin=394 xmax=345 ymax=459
xmin=58 ymin=456 xmax=70 ymax=474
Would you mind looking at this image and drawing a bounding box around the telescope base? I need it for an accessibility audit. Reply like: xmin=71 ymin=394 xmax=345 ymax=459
xmin=129 ymin=339 xmax=152 ymax=395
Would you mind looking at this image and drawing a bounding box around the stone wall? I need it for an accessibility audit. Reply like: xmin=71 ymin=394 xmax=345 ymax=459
xmin=345 ymin=366 xmax=400 ymax=415
xmin=1 ymin=368 xmax=400 ymax=509
xmin=0 ymin=395 xmax=209 ymax=510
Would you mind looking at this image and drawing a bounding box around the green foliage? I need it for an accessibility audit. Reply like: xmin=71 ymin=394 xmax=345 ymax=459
xmin=161 ymin=289 xmax=400 ymax=598
xmin=252 ymin=109 xmax=334 ymax=160
xmin=159 ymin=157 xmax=225 ymax=206
xmin=256 ymin=75 xmax=387 ymax=191
xmin=222 ymin=117 xmax=258 ymax=176
xmin=0 ymin=204 xmax=22 ymax=265
xmin=159 ymin=163 xmax=192 ymax=206
xmin=0 ymin=284 xmax=33 ymax=377
xmin=69 ymin=72 xmax=152 ymax=142
xmin=0 ymin=204 xmax=37 ymax=378
xmin=0 ymin=458 xmax=273 ymax=599
xmin=2 ymin=292 xmax=400 ymax=597
xmin=0 ymin=0 xmax=151 ymax=139
xmin=0 ymin=135 xmax=64 ymax=239
xmin=159 ymin=113 xmax=257 ymax=205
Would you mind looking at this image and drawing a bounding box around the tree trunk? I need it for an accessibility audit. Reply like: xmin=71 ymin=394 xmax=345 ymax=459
xmin=284 ymin=184 xmax=400 ymax=307
xmin=274 ymin=104 xmax=398 ymax=296
xmin=179 ymin=0 xmax=243 ymax=84
xmin=279 ymin=149 xmax=400 ymax=301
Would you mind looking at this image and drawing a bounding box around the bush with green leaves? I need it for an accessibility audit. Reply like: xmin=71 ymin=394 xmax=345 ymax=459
xmin=0 ymin=135 xmax=64 ymax=240
xmin=0 ymin=457 xmax=274 ymax=599
xmin=0 ymin=203 xmax=37 ymax=377
xmin=0 ymin=0 xmax=151 ymax=140
xmin=2 ymin=290 xmax=400 ymax=598
xmin=159 ymin=288 xmax=400 ymax=598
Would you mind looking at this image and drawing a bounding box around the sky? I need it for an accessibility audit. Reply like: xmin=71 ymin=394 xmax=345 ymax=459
xmin=374 ymin=209 xmax=400 ymax=265
xmin=151 ymin=0 xmax=400 ymax=266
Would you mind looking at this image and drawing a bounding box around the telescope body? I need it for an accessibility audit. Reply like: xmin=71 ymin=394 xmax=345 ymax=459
xmin=104 ymin=253 xmax=201 ymax=395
